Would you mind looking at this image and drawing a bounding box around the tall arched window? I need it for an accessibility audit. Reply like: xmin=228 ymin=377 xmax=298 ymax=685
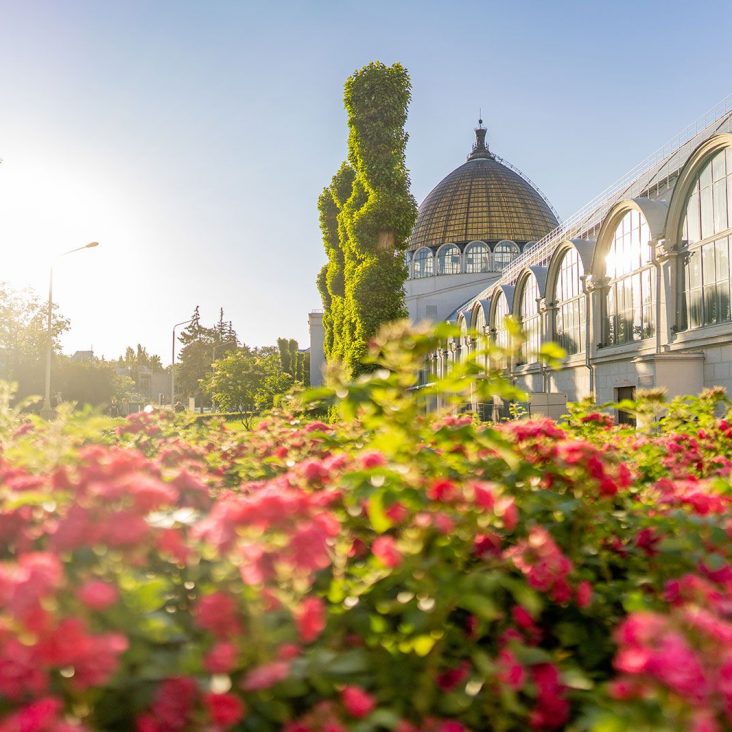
xmin=465 ymin=242 xmax=490 ymax=273
xmin=493 ymin=292 xmax=511 ymax=368
xmin=681 ymin=147 xmax=732 ymax=329
xmin=475 ymin=303 xmax=487 ymax=335
xmin=466 ymin=303 xmax=485 ymax=369
xmin=494 ymin=241 xmax=519 ymax=270
xmin=554 ymin=248 xmax=585 ymax=355
xmin=518 ymin=275 xmax=541 ymax=364
xmin=412 ymin=247 xmax=434 ymax=279
xmin=604 ymin=209 xmax=654 ymax=345
xmin=437 ymin=244 xmax=461 ymax=274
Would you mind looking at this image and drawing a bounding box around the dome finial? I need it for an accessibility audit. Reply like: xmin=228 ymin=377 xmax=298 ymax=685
xmin=469 ymin=113 xmax=492 ymax=160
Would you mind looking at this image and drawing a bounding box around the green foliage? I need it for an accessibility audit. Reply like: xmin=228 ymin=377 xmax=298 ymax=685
xmin=4 ymin=323 xmax=732 ymax=729
xmin=0 ymin=282 xmax=69 ymax=402
xmin=277 ymin=338 xmax=311 ymax=386
xmin=177 ymin=306 xmax=239 ymax=406
xmin=200 ymin=347 xmax=293 ymax=426
xmin=54 ymin=356 xmax=123 ymax=407
xmin=317 ymin=62 xmax=417 ymax=377
xmin=118 ymin=344 xmax=163 ymax=373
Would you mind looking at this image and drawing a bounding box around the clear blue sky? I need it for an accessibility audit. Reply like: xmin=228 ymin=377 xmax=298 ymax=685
xmin=0 ymin=0 xmax=729 ymax=362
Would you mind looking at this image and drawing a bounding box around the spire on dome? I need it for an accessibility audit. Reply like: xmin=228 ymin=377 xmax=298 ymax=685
xmin=468 ymin=116 xmax=493 ymax=160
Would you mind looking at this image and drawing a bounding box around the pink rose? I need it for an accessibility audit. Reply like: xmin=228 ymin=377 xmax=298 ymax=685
xmin=78 ymin=580 xmax=119 ymax=611
xmin=342 ymin=685 xmax=376 ymax=718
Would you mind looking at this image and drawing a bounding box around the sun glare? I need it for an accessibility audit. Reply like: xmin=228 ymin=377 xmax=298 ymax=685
xmin=0 ymin=153 xmax=111 ymax=292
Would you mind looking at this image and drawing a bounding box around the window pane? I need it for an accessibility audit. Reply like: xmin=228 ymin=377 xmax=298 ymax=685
xmin=701 ymin=162 xmax=713 ymax=190
xmin=705 ymin=283 xmax=718 ymax=325
xmin=702 ymin=185 xmax=715 ymax=240
xmin=713 ymin=150 xmax=726 ymax=181
xmin=715 ymin=178 xmax=729 ymax=234
xmin=716 ymin=237 xmax=730 ymax=282
xmin=688 ymin=288 xmax=702 ymax=328
xmin=703 ymin=242 xmax=716 ymax=286
xmin=687 ymin=192 xmax=701 ymax=244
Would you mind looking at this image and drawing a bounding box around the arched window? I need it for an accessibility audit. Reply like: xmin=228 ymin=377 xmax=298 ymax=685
xmin=604 ymin=209 xmax=654 ymax=345
xmin=519 ymin=275 xmax=541 ymax=364
xmin=412 ymin=248 xmax=434 ymax=279
xmin=475 ymin=304 xmax=487 ymax=335
xmin=681 ymin=147 xmax=732 ymax=329
xmin=492 ymin=292 xmax=511 ymax=368
xmin=437 ymin=244 xmax=461 ymax=274
xmin=464 ymin=242 xmax=490 ymax=273
xmin=494 ymin=241 xmax=519 ymax=270
xmin=554 ymin=248 xmax=585 ymax=355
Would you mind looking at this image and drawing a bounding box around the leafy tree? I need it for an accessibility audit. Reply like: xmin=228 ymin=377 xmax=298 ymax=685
xmin=317 ymin=164 xmax=355 ymax=365
xmin=276 ymin=338 xmax=310 ymax=386
xmin=201 ymin=347 xmax=292 ymax=427
xmin=177 ymin=307 xmax=240 ymax=407
xmin=297 ymin=350 xmax=310 ymax=386
xmin=0 ymin=283 xmax=70 ymax=402
xmin=54 ymin=356 xmax=128 ymax=407
xmin=317 ymin=62 xmax=417 ymax=376
xmin=119 ymin=344 xmax=163 ymax=373
xmin=213 ymin=308 xmax=239 ymax=360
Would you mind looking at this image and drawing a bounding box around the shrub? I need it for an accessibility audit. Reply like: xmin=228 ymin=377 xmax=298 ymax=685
xmin=0 ymin=327 xmax=732 ymax=730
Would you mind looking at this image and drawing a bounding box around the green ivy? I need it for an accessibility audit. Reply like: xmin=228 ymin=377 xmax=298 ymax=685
xmin=317 ymin=62 xmax=417 ymax=377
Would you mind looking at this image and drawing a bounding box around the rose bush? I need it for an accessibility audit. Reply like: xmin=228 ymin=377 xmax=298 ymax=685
xmin=1 ymin=327 xmax=732 ymax=730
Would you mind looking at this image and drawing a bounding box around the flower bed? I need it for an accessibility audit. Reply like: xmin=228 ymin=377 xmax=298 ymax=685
xmin=2 ymin=344 xmax=732 ymax=730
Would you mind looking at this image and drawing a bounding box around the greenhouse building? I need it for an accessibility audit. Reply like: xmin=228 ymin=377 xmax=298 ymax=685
xmin=311 ymin=101 xmax=732 ymax=422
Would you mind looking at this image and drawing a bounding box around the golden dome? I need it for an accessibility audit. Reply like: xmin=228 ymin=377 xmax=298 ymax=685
xmin=409 ymin=126 xmax=559 ymax=250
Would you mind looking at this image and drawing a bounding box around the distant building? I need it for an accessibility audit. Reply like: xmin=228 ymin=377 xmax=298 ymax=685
xmin=114 ymin=363 xmax=170 ymax=409
xmin=72 ymin=350 xmax=95 ymax=362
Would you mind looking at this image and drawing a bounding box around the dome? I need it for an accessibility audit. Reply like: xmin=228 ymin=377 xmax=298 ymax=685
xmin=409 ymin=125 xmax=559 ymax=250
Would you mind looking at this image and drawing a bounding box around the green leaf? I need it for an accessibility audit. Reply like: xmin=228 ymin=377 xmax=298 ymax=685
xmin=367 ymin=490 xmax=392 ymax=533
xmin=460 ymin=593 xmax=500 ymax=621
xmin=123 ymin=577 xmax=170 ymax=613
xmin=412 ymin=634 xmax=437 ymax=656
xmin=323 ymin=649 xmax=370 ymax=676
xmin=4 ymin=491 xmax=52 ymax=510
xmin=499 ymin=577 xmax=544 ymax=617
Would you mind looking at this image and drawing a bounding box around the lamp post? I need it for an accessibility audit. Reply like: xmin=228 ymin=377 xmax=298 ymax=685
xmin=40 ymin=242 xmax=100 ymax=419
xmin=171 ymin=318 xmax=193 ymax=410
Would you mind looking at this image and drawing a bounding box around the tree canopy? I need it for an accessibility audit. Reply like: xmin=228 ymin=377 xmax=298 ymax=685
xmin=200 ymin=347 xmax=292 ymax=425
xmin=177 ymin=306 xmax=239 ymax=405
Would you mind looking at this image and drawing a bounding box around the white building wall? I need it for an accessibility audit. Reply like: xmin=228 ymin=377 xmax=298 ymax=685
xmin=405 ymin=272 xmax=499 ymax=323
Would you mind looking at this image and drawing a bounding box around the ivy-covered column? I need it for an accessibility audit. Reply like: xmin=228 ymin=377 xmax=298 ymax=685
xmin=318 ymin=62 xmax=417 ymax=377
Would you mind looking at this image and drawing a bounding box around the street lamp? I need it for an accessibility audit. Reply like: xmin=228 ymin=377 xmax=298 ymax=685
xmin=171 ymin=318 xmax=193 ymax=410
xmin=40 ymin=242 xmax=99 ymax=419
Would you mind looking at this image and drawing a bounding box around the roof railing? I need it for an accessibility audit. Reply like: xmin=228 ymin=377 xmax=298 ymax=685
xmin=492 ymin=153 xmax=561 ymax=223
xmin=498 ymin=93 xmax=732 ymax=284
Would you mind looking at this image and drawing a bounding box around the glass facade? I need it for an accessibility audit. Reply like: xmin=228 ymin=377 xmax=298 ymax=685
xmin=554 ymin=248 xmax=585 ymax=355
xmin=604 ymin=210 xmax=654 ymax=345
xmin=465 ymin=242 xmax=491 ymax=273
xmin=681 ymin=147 xmax=732 ymax=329
xmin=438 ymin=244 xmax=461 ymax=274
xmin=412 ymin=247 xmax=434 ymax=279
xmin=519 ymin=275 xmax=541 ymax=364
xmin=494 ymin=241 xmax=519 ymax=270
